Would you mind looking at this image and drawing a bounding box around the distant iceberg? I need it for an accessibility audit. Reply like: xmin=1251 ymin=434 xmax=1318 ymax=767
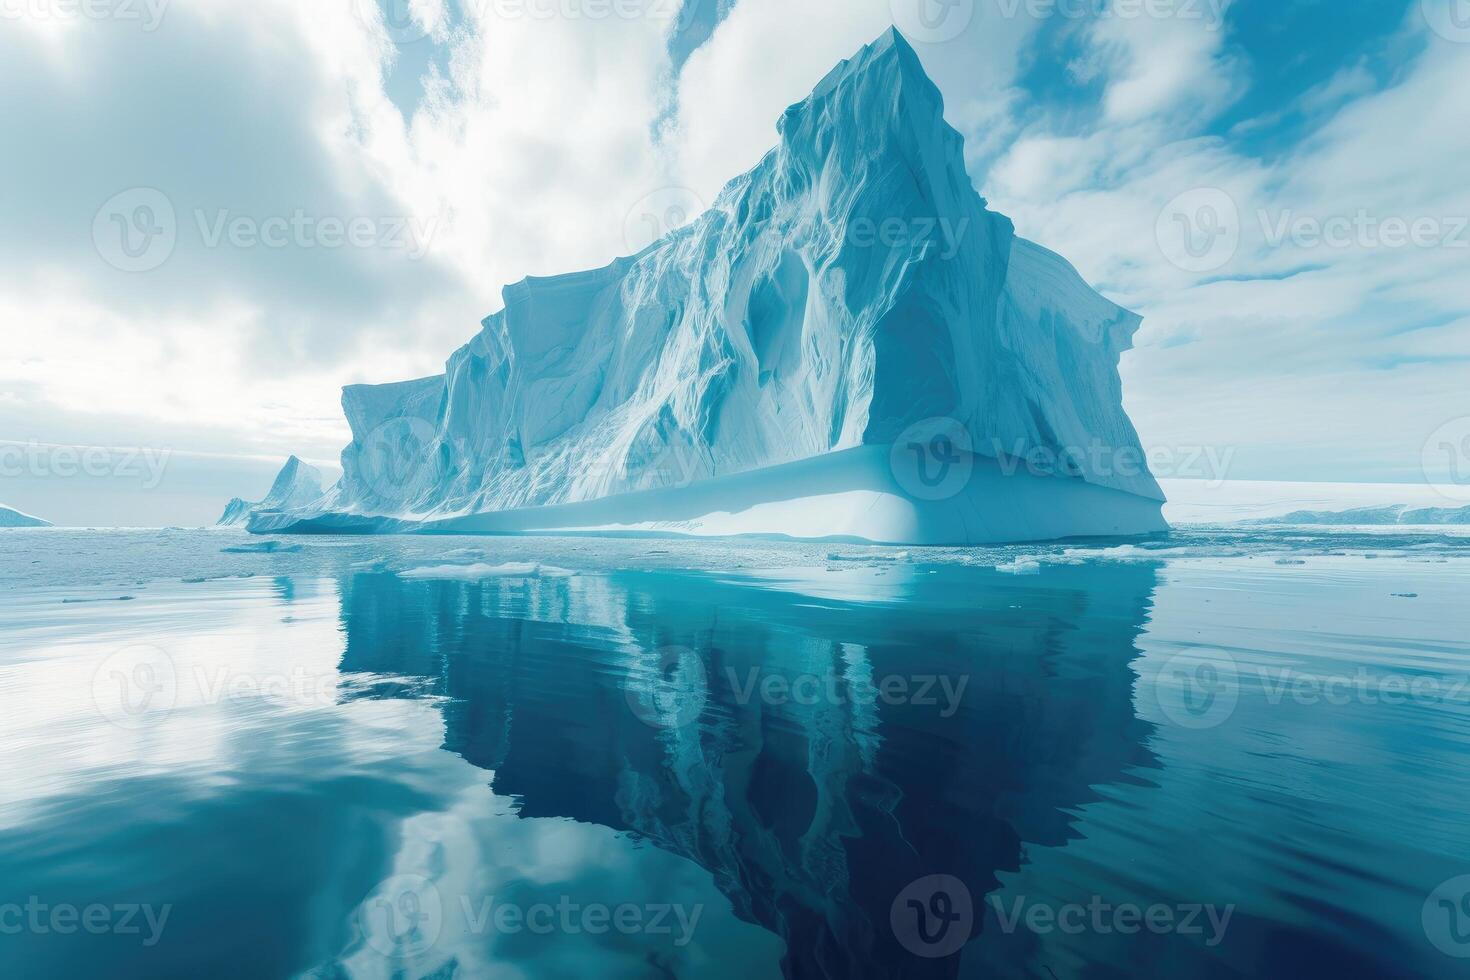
xmin=218 ymin=456 xmax=326 ymax=528
xmin=249 ymin=29 xmax=1167 ymax=545
xmin=1245 ymin=504 xmax=1470 ymax=526
xmin=0 ymin=504 xmax=51 ymax=528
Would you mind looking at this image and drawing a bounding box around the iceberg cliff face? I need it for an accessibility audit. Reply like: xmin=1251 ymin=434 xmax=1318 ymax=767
xmin=259 ymin=30 xmax=1165 ymax=544
xmin=218 ymin=456 xmax=325 ymax=528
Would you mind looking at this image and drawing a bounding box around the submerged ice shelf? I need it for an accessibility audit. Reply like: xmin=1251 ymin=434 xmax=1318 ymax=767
xmin=239 ymin=29 xmax=1167 ymax=546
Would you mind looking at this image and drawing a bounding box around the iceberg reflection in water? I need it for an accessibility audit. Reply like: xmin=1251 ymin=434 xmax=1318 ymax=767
xmin=337 ymin=562 xmax=1160 ymax=978
xmin=1 ymin=543 xmax=1467 ymax=978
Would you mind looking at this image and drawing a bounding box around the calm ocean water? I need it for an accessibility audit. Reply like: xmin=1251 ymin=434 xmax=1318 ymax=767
xmin=1 ymin=530 xmax=1468 ymax=978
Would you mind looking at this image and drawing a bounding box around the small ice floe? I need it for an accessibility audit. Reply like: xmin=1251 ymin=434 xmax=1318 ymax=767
xmin=994 ymin=557 xmax=1043 ymax=575
xmin=825 ymin=550 xmax=907 ymax=564
xmin=222 ymin=540 xmax=304 ymax=554
xmin=436 ymin=548 xmax=488 ymax=561
xmin=398 ymin=562 xmax=576 ymax=581
xmin=352 ymin=558 xmax=394 ymax=573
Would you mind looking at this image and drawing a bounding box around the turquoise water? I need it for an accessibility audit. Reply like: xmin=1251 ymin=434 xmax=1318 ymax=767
xmin=1 ymin=530 xmax=1468 ymax=978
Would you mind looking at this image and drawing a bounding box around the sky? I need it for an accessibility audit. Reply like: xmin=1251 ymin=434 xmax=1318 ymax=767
xmin=1 ymin=0 xmax=1467 ymax=526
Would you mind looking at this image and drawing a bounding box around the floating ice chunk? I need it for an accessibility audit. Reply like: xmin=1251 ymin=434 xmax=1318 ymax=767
xmin=397 ymin=562 xmax=576 ymax=581
xmin=222 ymin=540 xmax=305 ymax=554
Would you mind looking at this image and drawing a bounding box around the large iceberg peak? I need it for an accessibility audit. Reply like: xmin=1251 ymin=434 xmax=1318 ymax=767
xmin=780 ymin=27 xmax=946 ymax=139
xmin=250 ymin=30 xmax=1165 ymax=545
xmin=761 ymin=27 xmax=978 ymax=235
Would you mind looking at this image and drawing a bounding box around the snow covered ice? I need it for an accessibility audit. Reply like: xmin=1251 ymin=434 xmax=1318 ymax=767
xmin=247 ymin=29 xmax=1167 ymax=545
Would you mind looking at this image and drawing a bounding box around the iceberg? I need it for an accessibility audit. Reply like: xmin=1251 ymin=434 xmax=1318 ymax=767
xmin=250 ymin=29 xmax=1167 ymax=545
xmin=1245 ymin=504 xmax=1470 ymax=526
xmin=217 ymin=456 xmax=326 ymax=528
xmin=0 ymin=504 xmax=51 ymax=528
